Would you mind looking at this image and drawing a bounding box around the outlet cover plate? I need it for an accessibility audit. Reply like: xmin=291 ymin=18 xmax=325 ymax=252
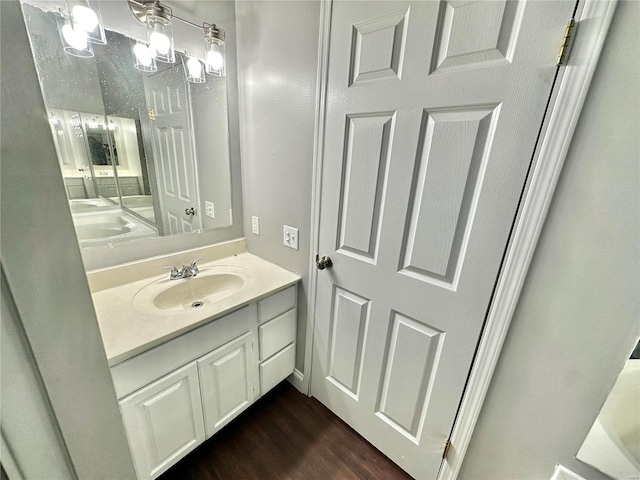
xmin=283 ymin=225 xmax=298 ymax=250
xmin=205 ymin=201 xmax=215 ymax=219
xmin=251 ymin=216 xmax=260 ymax=235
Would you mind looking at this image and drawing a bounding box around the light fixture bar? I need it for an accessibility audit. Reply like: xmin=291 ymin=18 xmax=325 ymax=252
xmin=127 ymin=0 xmax=226 ymax=78
xmin=128 ymin=0 xmax=205 ymax=31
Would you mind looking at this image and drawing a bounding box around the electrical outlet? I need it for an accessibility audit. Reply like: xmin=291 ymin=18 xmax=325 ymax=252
xmin=251 ymin=216 xmax=260 ymax=235
xmin=283 ymin=225 xmax=298 ymax=250
xmin=205 ymin=201 xmax=215 ymax=219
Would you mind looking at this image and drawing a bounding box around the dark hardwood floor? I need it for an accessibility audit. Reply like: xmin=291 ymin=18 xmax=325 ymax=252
xmin=159 ymin=381 xmax=413 ymax=480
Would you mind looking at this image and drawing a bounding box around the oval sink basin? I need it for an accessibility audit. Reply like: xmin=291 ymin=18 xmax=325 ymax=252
xmin=133 ymin=266 xmax=251 ymax=315
xmin=154 ymin=274 xmax=244 ymax=311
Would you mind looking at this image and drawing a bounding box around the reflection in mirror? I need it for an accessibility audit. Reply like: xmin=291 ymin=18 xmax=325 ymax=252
xmin=22 ymin=1 xmax=233 ymax=248
xmin=577 ymin=339 xmax=640 ymax=479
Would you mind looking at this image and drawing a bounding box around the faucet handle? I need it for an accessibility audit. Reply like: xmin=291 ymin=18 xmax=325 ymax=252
xmin=162 ymin=265 xmax=181 ymax=279
xmin=190 ymin=258 xmax=205 ymax=275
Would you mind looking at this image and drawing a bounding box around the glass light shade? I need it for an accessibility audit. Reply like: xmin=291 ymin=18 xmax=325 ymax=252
xmin=205 ymin=38 xmax=225 ymax=77
xmin=69 ymin=1 xmax=106 ymax=45
xmin=133 ymin=42 xmax=157 ymax=72
xmin=59 ymin=14 xmax=94 ymax=58
xmin=183 ymin=55 xmax=205 ymax=83
xmin=147 ymin=15 xmax=174 ymax=63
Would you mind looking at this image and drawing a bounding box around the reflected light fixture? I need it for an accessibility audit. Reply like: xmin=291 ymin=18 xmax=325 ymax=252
xmin=128 ymin=0 xmax=226 ymax=82
xmin=183 ymin=52 xmax=205 ymax=83
xmin=58 ymin=9 xmax=94 ymax=58
xmin=133 ymin=41 xmax=158 ymax=72
xmin=67 ymin=0 xmax=107 ymax=45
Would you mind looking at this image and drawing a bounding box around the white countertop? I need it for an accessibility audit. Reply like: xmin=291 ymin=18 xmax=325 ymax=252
xmin=91 ymin=252 xmax=300 ymax=366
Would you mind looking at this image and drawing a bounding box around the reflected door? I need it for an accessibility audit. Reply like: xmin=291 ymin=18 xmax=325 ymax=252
xmin=145 ymin=67 xmax=200 ymax=235
xmin=311 ymin=1 xmax=574 ymax=478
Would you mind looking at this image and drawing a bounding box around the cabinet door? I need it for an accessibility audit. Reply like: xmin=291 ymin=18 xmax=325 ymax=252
xmin=198 ymin=331 xmax=257 ymax=438
xmin=119 ymin=362 xmax=205 ymax=480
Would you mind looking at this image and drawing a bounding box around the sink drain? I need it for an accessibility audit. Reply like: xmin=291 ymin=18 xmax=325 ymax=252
xmin=191 ymin=301 xmax=204 ymax=308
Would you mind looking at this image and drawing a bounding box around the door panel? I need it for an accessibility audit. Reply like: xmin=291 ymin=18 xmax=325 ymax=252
xmin=311 ymin=1 xmax=574 ymax=478
xmin=145 ymin=68 xmax=200 ymax=235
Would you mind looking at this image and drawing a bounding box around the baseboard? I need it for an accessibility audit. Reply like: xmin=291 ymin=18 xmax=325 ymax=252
xmin=287 ymin=368 xmax=305 ymax=394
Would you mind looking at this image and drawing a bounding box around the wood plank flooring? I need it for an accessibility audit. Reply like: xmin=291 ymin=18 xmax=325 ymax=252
xmin=159 ymin=381 xmax=413 ymax=480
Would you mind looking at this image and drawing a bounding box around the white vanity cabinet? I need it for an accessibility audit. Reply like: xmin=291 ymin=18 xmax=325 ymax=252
xmin=198 ymin=331 xmax=256 ymax=438
xmin=257 ymin=286 xmax=297 ymax=395
xmin=119 ymin=362 xmax=205 ymax=480
xmin=110 ymin=285 xmax=297 ymax=480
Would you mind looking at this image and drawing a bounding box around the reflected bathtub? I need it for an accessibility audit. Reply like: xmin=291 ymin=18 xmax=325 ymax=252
xmin=73 ymin=209 xmax=157 ymax=247
xmin=577 ymin=359 xmax=640 ymax=479
xmin=69 ymin=197 xmax=112 ymax=212
xmin=112 ymin=195 xmax=156 ymax=223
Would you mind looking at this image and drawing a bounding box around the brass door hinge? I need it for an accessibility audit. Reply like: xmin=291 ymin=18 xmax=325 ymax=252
xmin=148 ymin=108 xmax=156 ymax=121
xmin=557 ymin=18 xmax=576 ymax=66
xmin=443 ymin=439 xmax=452 ymax=460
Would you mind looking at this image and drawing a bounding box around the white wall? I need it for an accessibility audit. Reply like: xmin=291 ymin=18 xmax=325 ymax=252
xmin=459 ymin=1 xmax=640 ymax=478
xmin=0 ymin=1 xmax=137 ymax=477
xmin=1 ymin=268 xmax=75 ymax=480
xmin=235 ymin=0 xmax=321 ymax=375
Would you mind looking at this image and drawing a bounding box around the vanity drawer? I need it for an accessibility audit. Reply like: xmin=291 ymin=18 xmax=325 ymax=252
xmin=258 ymin=285 xmax=296 ymax=324
xmin=259 ymin=343 xmax=295 ymax=395
xmin=258 ymin=308 xmax=296 ymax=361
xmin=111 ymin=305 xmax=255 ymax=399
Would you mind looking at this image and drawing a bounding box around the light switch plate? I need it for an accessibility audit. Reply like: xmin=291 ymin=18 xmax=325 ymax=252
xmin=283 ymin=225 xmax=298 ymax=250
xmin=251 ymin=216 xmax=260 ymax=235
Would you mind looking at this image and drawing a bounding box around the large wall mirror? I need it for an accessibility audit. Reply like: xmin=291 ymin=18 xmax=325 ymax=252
xmin=21 ymin=0 xmax=234 ymax=249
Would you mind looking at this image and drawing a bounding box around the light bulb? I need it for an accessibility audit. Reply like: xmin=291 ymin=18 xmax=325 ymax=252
xmin=133 ymin=43 xmax=153 ymax=66
xmin=62 ymin=23 xmax=88 ymax=50
xmin=206 ymin=51 xmax=223 ymax=70
xmin=187 ymin=57 xmax=203 ymax=78
xmin=71 ymin=5 xmax=98 ymax=32
xmin=150 ymin=31 xmax=170 ymax=55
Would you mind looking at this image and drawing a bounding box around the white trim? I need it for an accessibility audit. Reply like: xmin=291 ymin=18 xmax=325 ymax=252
xmin=287 ymin=368 xmax=305 ymax=393
xmin=438 ymin=0 xmax=618 ymax=478
xmin=303 ymin=0 xmax=333 ymax=396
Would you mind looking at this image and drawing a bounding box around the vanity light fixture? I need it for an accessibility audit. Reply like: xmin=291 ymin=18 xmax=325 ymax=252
xmin=67 ymin=0 xmax=107 ymax=45
xmin=204 ymin=23 xmax=225 ymax=77
xmin=128 ymin=0 xmax=175 ymax=63
xmin=58 ymin=0 xmax=106 ymax=57
xmin=128 ymin=0 xmax=226 ymax=79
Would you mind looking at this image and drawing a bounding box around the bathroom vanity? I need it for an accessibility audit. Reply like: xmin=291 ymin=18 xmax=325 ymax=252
xmin=88 ymin=242 xmax=299 ymax=480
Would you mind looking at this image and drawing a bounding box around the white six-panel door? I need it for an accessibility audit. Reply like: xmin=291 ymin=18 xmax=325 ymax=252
xmin=145 ymin=67 xmax=200 ymax=235
xmin=311 ymin=1 xmax=575 ymax=478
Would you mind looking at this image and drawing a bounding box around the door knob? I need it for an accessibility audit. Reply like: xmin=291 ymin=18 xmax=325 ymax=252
xmin=316 ymin=254 xmax=333 ymax=270
xmin=185 ymin=207 xmax=196 ymax=216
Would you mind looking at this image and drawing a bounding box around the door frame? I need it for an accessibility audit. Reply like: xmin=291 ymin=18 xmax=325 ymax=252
xmin=302 ymin=0 xmax=618 ymax=478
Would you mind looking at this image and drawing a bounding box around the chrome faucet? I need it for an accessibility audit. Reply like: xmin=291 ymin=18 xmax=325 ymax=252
xmin=163 ymin=258 xmax=204 ymax=280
